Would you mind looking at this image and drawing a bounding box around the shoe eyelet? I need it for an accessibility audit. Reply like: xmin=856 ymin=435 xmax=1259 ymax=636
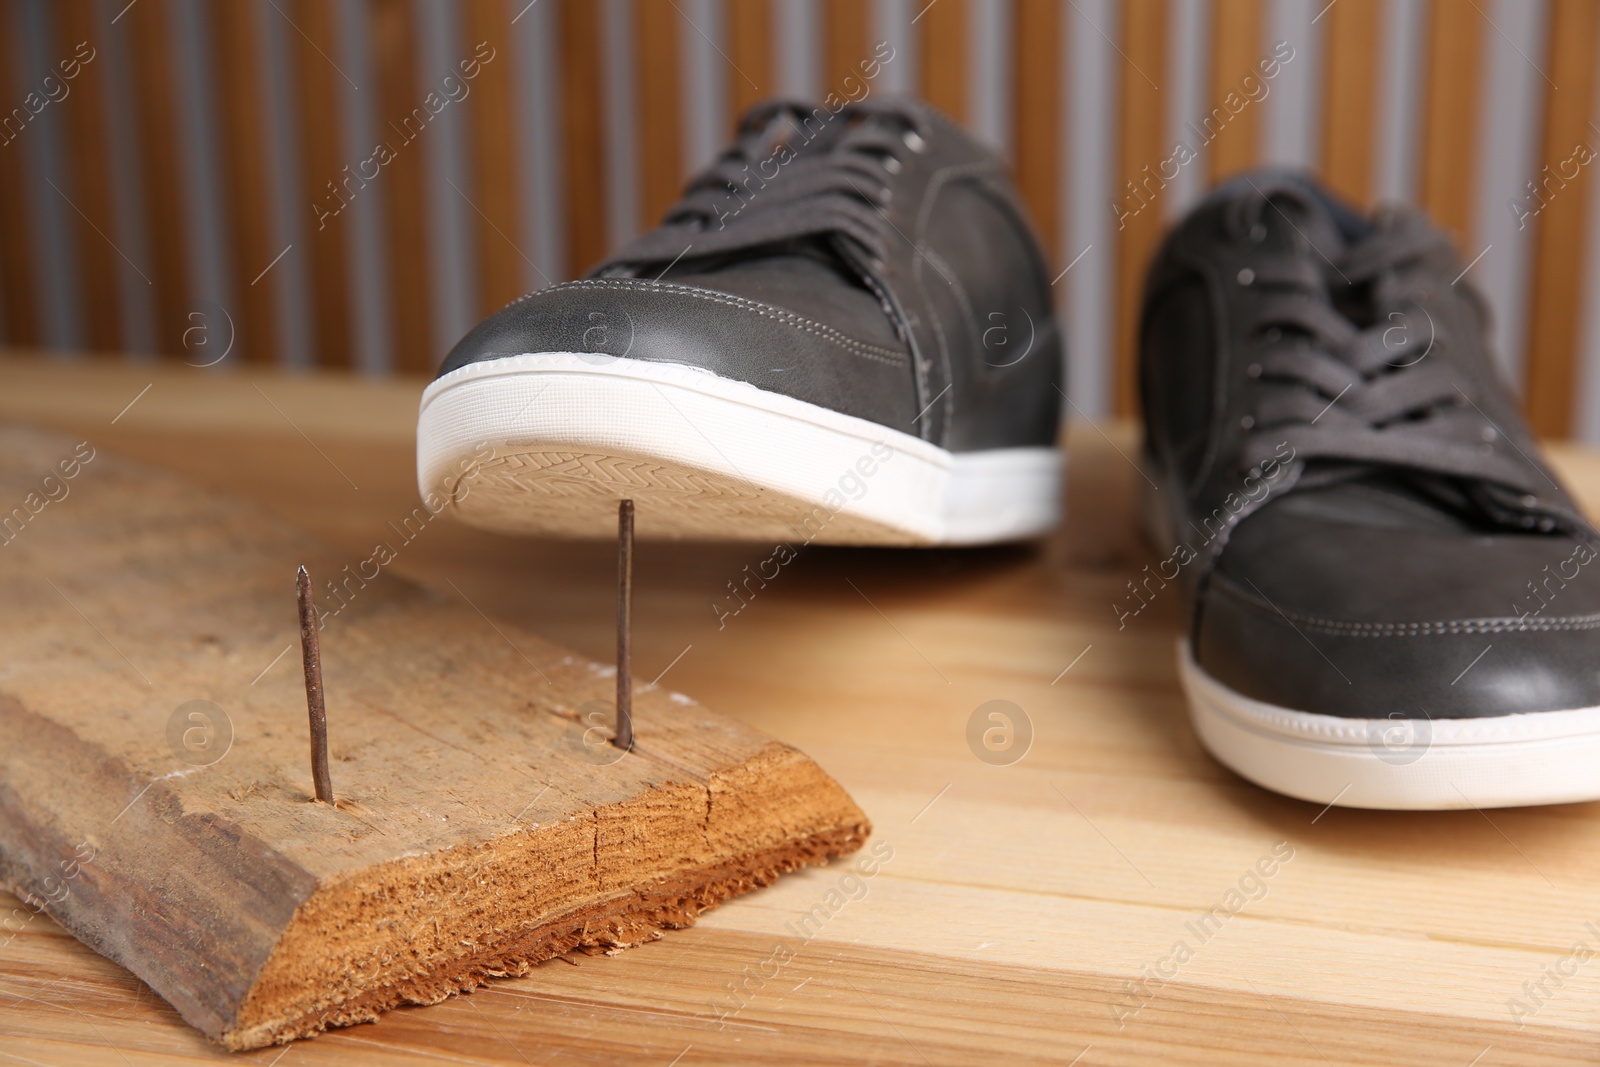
xmin=902 ymin=129 xmax=927 ymax=153
xmin=1237 ymin=268 xmax=1256 ymax=286
xmin=1480 ymin=427 xmax=1497 ymax=442
xmin=1538 ymin=518 xmax=1556 ymax=532
xmin=884 ymin=157 xmax=903 ymax=175
xmin=1249 ymin=223 xmax=1267 ymax=243
xmin=1239 ymin=415 xmax=1256 ymax=430
xmin=1522 ymin=494 xmax=1539 ymax=507
xmin=1246 ymin=363 xmax=1262 ymax=379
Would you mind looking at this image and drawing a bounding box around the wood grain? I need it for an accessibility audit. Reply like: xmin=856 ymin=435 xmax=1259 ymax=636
xmin=0 ymin=420 xmax=867 ymax=1049
xmin=1115 ymin=0 xmax=1168 ymax=416
xmin=51 ymin=0 xmax=121 ymax=353
xmin=123 ymin=0 xmax=191 ymax=358
xmin=0 ymin=0 xmax=40 ymax=347
xmin=11 ymin=358 xmax=1600 ymax=1061
xmin=918 ymin=0 xmax=966 ymax=124
xmin=1012 ymin=0 xmax=1062 ymax=261
xmin=1318 ymin=0 xmax=1381 ymax=207
xmin=635 ymin=0 xmax=685 ymax=230
xmin=288 ymin=0 xmax=354 ymax=368
xmin=1206 ymin=0 xmax=1263 ymax=184
xmin=1418 ymin=0 xmax=1484 ymax=249
xmin=463 ymin=0 xmax=526 ymax=316
xmin=368 ymin=0 xmax=434 ymax=373
xmin=210 ymin=0 xmax=280 ymax=365
xmin=1521 ymin=0 xmax=1600 ymax=439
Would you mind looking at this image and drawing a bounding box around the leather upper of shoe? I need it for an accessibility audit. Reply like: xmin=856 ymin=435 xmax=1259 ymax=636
xmin=438 ymin=98 xmax=1062 ymax=453
xmin=1141 ymin=172 xmax=1600 ymax=719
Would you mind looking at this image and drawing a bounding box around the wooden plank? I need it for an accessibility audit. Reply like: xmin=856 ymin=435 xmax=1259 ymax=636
xmin=557 ymin=0 xmax=607 ymax=278
xmin=918 ymin=0 xmax=967 ymax=124
xmin=0 ymin=0 xmax=41 ymax=347
xmin=15 ymin=360 xmax=1600 ymax=1062
xmin=51 ymin=0 xmax=121 ymax=353
xmin=289 ymin=0 xmax=355 ymax=369
xmin=1318 ymin=0 xmax=1380 ymax=207
xmin=1206 ymin=0 xmax=1263 ymax=183
xmin=210 ymin=0 xmax=281 ymax=366
xmin=727 ymin=0 xmax=773 ymax=129
xmin=0 ymin=421 xmax=868 ymax=1050
xmin=635 ymin=0 xmax=684 ymax=230
xmin=1114 ymin=0 xmax=1168 ymax=416
xmin=123 ymin=0 xmax=191 ymax=358
xmin=1012 ymin=0 xmax=1061 ymax=261
xmin=1521 ymin=0 xmax=1600 ymax=439
xmin=825 ymin=0 xmax=871 ymax=97
xmin=368 ymin=0 xmax=434 ymax=373
xmin=463 ymin=0 xmax=526 ymax=316
xmin=1418 ymin=0 xmax=1483 ymax=248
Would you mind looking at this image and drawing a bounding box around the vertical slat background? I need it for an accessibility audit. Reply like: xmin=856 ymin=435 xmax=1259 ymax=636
xmin=1418 ymin=0 xmax=1483 ymax=247
xmin=1113 ymin=0 xmax=1166 ymax=416
xmin=4 ymin=0 xmax=1600 ymax=439
xmin=0 ymin=0 xmax=38 ymax=346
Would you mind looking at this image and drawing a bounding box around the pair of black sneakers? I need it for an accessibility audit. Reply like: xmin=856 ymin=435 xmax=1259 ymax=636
xmin=417 ymin=99 xmax=1600 ymax=812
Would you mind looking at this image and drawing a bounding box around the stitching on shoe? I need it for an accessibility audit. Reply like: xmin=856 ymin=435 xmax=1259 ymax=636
xmin=1212 ymin=576 xmax=1600 ymax=635
xmin=518 ymin=279 xmax=910 ymax=368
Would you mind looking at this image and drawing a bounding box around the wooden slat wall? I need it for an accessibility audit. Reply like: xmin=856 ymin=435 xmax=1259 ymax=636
xmin=1114 ymin=0 xmax=1167 ymax=416
xmin=122 ymin=0 xmax=190 ymax=358
xmin=1207 ymin=0 xmax=1263 ymax=184
xmin=558 ymin=0 xmax=607 ymax=278
xmin=919 ymin=0 xmax=967 ymax=124
xmin=369 ymin=0 xmax=432 ymax=374
xmin=635 ymin=0 xmax=683 ymax=231
xmin=0 ymin=0 xmax=40 ymax=346
xmin=288 ymin=0 xmax=352 ymax=368
xmin=1418 ymin=0 xmax=1483 ymax=249
xmin=1319 ymin=0 xmax=1381 ymax=208
xmin=1523 ymin=0 xmax=1600 ymax=438
xmin=52 ymin=0 xmax=119 ymax=353
xmin=211 ymin=0 xmax=278 ymax=365
xmin=6 ymin=0 xmax=1600 ymax=439
xmin=464 ymin=0 xmax=525 ymax=318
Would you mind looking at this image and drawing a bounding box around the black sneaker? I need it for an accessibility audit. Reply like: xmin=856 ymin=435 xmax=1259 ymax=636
xmin=418 ymin=99 xmax=1062 ymax=544
xmin=1140 ymin=171 xmax=1600 ymax=810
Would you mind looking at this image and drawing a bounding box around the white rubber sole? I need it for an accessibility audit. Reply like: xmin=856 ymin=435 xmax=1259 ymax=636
xmin=1180 ymin=640 xmax=1600 ymax=810
xmin=417 ymin=353 xmax=1063 ymax=544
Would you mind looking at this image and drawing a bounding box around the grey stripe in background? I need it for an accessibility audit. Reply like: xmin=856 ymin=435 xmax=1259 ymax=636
xmin=968 ymin=0 xmax=1012 ymax=158
xmin=170 ymin=0 xmax=236 ymax=366
xmin=1263 ymin=0 xmax=1324 ymax=172
xmin=1374 ymin=0 xmax=1426 ymax=204
xmin=18 ymin=0 xmax=82 ymax=351
xmin=1066 ymin=0 xmax=1117 ymax=418
xmin=680 ymin=0 xmax=728 ymax=176
xmin=874 ymin=0 xmax=917 ymax=97
xmin=514 ymin=0 xmax=564 ymax=290
xmin=258 ymin=0 xmax=314 ymax=369
xmin=95 ymin=0 xmax=157 ymax=357
xmin=775 ymin=0 xmax=820 ymax=101
xmin=1470 ymin=0 xmax=1549 ymax=393
xmin=417 ymin=0 xmax=478 ymax=364
xmin=600 ymin=0 xmax=640 ymax=252
xmin=1165 ymin=0 xmax=1212 ymax=220
xmin=1578 ymin=25 xmax=1600 ymax=443
xmin=336 ymin=0 xmax=393 ymax=374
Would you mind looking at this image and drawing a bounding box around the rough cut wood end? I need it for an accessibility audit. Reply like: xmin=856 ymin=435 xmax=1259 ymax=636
xmin=0 ymin=425 xmax=871 ymax=1050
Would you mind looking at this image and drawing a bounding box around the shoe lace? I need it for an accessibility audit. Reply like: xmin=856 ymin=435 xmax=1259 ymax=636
xmin=1227 ymin=187 xmax=1577 ymax=531
xmin=600 ymin=99 xmax=927 ymax=272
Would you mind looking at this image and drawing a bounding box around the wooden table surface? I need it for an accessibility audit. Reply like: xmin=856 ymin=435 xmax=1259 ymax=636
xmin=6 ymin=355 xmax=1600 ymax=1066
